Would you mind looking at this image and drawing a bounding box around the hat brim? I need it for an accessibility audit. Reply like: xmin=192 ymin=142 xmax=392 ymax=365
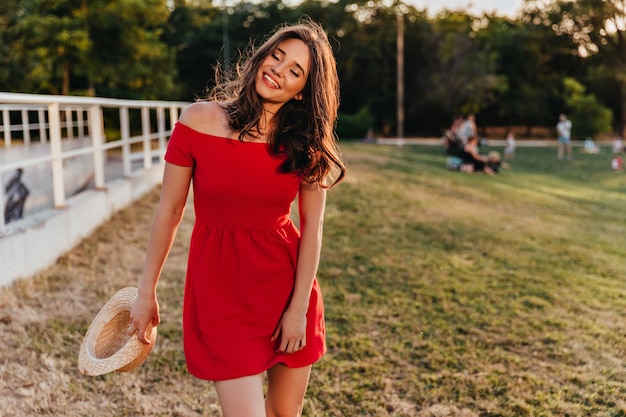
xmin=78 ymin=287 xmax=157 ymax=376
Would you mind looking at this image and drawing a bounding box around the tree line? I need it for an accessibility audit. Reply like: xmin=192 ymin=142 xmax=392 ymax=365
xmin=1 ymin=0 xmax=624 ymax=139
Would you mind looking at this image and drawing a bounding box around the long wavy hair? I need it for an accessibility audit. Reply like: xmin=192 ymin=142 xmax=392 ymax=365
xmin=207 ymin=18 xmax=346 ymax=188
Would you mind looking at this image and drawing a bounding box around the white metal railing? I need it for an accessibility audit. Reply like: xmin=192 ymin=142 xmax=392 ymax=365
xmin=0 ymin=92 xmax=189 ymax=235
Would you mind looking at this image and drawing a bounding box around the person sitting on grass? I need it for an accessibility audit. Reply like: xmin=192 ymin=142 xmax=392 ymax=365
xmin=460 ymin=135 xmax=495 ymax=175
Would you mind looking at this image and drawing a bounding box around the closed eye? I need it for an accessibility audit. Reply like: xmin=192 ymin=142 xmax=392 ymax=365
xmin=272 ymin=46 xmax=305 ymax=77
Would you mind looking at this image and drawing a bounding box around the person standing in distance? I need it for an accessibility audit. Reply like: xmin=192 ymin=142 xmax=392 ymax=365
xmin=129 ymin=19 xmax=346 ymax=417
xmin=557 ymin=114 xmax=573 ymax=160
xmin=504 ymin=130 xmax=516 ymax=160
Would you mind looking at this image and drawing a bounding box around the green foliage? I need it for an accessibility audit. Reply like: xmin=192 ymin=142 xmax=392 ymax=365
xmin=426 ymin=11 xmax=501 ymax=117
xmin=331 ymin=1 xmax=405 ymax=133
xmin=563 ymin=77 xmax=613 ymax=139
xmin=0 ymin=0 xmax=91 ymax=94
xmin=1 ymin=0 xmax=625 ymax=135
xmin=530 ymin=0 xmax=626 ymax=134
xmin=85 ymin=0 xmax=177 ymax=99
xmin=475 ymin=18 xmax=562 ymax=128
xmin=0 ymin=0 xmax=177 ymax=99
xmin=336 ymin=106 xmax=375 ymax=139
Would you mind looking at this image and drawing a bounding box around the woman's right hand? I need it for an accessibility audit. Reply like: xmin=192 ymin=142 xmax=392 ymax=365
xmin=129 ymin=293 xmax=160 ymax=344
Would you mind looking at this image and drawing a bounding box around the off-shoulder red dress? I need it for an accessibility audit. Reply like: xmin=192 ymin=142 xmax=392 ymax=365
xmin=164 ymin=122 xmax=326 ymax=381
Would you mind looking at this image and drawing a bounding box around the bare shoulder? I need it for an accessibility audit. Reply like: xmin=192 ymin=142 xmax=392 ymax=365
xmin=178 ymin=101 xmax=232 ymax=137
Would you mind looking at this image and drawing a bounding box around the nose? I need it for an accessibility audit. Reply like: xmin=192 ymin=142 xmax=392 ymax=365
xmin=271 ymin=64 xmax=283 ymax=77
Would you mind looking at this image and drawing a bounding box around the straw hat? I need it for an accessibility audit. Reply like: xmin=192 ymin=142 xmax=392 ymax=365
xmin=78 ymin=287 xmax=157 ymax=376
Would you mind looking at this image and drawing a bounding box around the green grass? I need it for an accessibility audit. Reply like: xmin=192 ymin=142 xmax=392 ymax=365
xmin=311 ymin=143 xmax=626 ymax=416
xmin=1 ymin=142 xmax=625 ymax=416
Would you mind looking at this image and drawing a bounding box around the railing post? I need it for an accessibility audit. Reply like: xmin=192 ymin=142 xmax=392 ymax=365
xmin=65 ymin=108 xmax=74 ymax=140
xmin=0 ymin=172 xmax=5 ymax=235
xmin=48 ymin=103 xmax=66 ymax=208
xmin=119 ymin=106 xmax=132 ymax=177
xmin=21 ymin=109 xmax=31 ymax=145
xmin=2 ymin=108 xmax=11 ymax=147
xmin=77 ymin=108 xmax=85 ymax=139
xmin=169 ymin=105 xmax=179 ymax=152
xmin=38 ymin=108 xmax=47 ymax=143
xmin=89 ymin=105 xmax=106 ymax=189
xmin=141 ymin=106 xmax=152 ymax=169
xmin=170 ymin=106 xmax=179 ymax=127
xmin=157 ymin=106 xmax=166 ymax=161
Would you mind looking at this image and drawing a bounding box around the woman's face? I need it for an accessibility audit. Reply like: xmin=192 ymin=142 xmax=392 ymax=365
xmin=256 ymin=38 xmax=310 ymax=112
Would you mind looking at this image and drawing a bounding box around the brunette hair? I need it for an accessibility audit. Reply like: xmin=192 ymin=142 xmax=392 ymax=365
xmin=207 ymin=18 xmax=346 ymax=187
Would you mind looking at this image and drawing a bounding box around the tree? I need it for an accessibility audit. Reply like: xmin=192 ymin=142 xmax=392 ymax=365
xmin=162 ymin=2 xmax=219 ymax=100
xmin=0 ymin=0 xmax=177 ymax=99
xmin=426 ymin=11 xmax=502 ymax=118
xmin=563 ymin=77 xmax=612 ymax=139
xmin=400 ymin=10 xmax=505 ymax=135
xmin=326 ymin=0 xmax=403 ymax=135
xmin=475 ymin=17 xmax=544 ymax=130
xmin=475 ymin=15 xmax=578 ymax=135
xmin=0 ymin=0 xmax=90 ymax=95
xmin=525 ymin=0 xmax=626 ymax=134
xmin=86 ymin=0 xmax=177 ymax=99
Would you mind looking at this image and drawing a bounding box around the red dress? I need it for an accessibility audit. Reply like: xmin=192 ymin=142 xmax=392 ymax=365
xmin=164 ymin=122 xmax=326 ymax=381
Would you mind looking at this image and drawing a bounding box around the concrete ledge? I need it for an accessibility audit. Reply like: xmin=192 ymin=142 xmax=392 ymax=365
xmin=0 ymin=164 xmax=164 ymax=287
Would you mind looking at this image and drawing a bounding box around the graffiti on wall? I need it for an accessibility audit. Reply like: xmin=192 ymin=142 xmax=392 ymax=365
xmin=4 ymin=168 xmax=30 ymax=223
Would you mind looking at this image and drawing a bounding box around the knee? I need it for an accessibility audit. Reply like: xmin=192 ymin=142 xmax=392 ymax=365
xmin=266 ymin=403 xmax=303 ymax=417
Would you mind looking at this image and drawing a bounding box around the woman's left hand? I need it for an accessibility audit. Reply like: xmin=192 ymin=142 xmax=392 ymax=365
xmin=271 ymin=307 xmax=307 ymax=354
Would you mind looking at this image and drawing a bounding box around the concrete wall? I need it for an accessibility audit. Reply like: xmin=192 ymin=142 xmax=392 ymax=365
xmin=0 ymin=164 xmax=164 ymax=287
xmin=1 ymin=138 xmax=97 ymax=214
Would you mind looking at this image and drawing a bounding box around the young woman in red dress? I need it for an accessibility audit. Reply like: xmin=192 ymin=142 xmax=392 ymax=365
xmin=129 ymin=18 xmax=346 ymax=417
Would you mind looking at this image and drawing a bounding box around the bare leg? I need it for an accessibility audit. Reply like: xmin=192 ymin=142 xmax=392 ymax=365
xmin=266 ymin=364 xmax=312 ymax=417
xmin=557 ymin=143 xmax=564 ymax=160
xmin=460 ymin=164 xmax=474 ymax=173
xmin=215 ymin=373 xmax=266 ymax=417
xmin=484 ymin=166 xmax=496 ymax=176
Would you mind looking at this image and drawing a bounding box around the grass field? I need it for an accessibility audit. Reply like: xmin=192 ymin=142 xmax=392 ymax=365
xmin=1 ymin=141 xmax=625 ymax=416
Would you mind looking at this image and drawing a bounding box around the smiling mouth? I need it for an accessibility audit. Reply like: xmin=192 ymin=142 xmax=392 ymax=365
xmin=263 ymin=73 xmax=279 ymax=89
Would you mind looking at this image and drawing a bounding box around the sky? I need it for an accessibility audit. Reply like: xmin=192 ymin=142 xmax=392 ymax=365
xmin=406 ymin=0 xmax=524 ymax=17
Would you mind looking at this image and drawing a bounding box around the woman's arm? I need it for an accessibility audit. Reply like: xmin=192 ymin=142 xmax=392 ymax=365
xmin=272 ymin=181 xmax=327 ymax=354
xmin=130 ymin=162 xmax=192 ymax=344
xmin=467 ymin=144 xmax=488 ymax=162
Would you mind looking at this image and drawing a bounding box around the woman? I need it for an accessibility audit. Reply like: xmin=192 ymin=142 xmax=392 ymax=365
xmin=460 ymin=135 xmax=494 ymax=175
xmin=129 ymin=19 xmax=346 ymax=417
